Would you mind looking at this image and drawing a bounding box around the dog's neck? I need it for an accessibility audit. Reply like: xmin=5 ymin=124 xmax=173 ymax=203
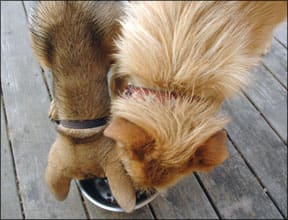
xmin=53 ymin=75 xmax=111 ymax=121
xmin=52 ymin=75 xmax=110 ymax=139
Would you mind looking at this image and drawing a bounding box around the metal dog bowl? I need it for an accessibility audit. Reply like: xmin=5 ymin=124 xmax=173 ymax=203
xmin=77 ymin=177 xmax=158 ymax=212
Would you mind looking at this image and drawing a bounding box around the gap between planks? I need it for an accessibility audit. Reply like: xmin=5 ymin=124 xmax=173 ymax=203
xmin=227 ymin=134 xmax=285 ymax=218
xmin=264 ymin=36 xmax=287 ymax=89
xmin=194 ymin=173 xmax=221 ymax=219
xmin=241 ymin=90 xmax=287 ymax=145
xmin=75 ymin=180 xmax=91 ymax=220
xmin=21 ymin=1 xmax=53 ymax=100
xmin=148 ymin=203 xmax=158 ymax=220
xmin=193 ymin=39 xmax=287 ymax=217
xmin=274 ymin=37 xmax=287 ymax=49
xmin=1 ymin=92 xmax=26 ymax=219
xmin=40 ymin=68 xmax=53 ymax=101
xmin=273 ymin=21 xmax=287 ymax=48
xmin=262 ymin=62 xmax=287 ymax=90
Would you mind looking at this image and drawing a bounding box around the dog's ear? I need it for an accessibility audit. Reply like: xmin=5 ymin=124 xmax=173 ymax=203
xmin=104 ymin=117 xmax=151 ymax=147
xmin=108 ymin=67 xmax=129 ymax=99
xmin=189 ymin=130 xmax=229 ymax=171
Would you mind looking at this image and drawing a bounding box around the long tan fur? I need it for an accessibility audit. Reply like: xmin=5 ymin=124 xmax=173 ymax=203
xmin=105 ymin=1 xmax=287 ymax=191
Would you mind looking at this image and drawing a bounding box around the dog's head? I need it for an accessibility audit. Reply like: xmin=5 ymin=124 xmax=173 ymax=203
xmin=104 ymin=94 xmax=229 ymax=191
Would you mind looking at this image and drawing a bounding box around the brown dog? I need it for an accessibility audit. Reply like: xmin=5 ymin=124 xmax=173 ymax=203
xmin=104 ymin=1 xmax=287 ymax=191
xmin=29 ymin=1 xmax=136 ymax=212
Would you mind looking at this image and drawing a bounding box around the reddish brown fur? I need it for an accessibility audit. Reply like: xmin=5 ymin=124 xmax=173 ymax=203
xmin=105 ymin=118 xmax=228 ymax=190
xmin=105 ymin=1 xmax=287 ymax=191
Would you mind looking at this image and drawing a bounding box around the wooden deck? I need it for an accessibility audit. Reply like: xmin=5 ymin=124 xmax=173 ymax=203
xmin=1 ymin=1 xmax=287 ymax=219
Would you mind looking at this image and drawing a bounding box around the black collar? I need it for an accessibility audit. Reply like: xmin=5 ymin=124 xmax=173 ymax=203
xmin=53 ymin=117 xmax=108 ymax=129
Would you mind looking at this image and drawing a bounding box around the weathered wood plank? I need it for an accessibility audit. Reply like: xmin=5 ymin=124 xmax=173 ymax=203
xmin=199 ymin=141 xmax=283 ymax=219
xmin=244 ymin=64 xmax=287 ymax=142
xmin=23 ymin=1 xmax=53 ymax=89
xmin=1 ymin=101 xmax=23 ymax=219
xmin=84 ymin=198 xmax=154 ymax=219
xmin=274 ymin=22 xmax=287 ymax=47
xmin=23 ymin=1 xmax=54 ymax=97
xmin=262 ymin=38 xmax=287 ymax=87
xmin=22 ymin=0 xmax=35 ymax=16
xmin=1 ymin=2 xmax=87 ymax=218
xmin=222 ymin=93 xmax=287 ymax=217
xmin=150 ymin=175 xmax=218 ymax=219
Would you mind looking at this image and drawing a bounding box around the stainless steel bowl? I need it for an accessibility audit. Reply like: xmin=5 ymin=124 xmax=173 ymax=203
xmin=77 ymin=177 xmax=158 ymax=212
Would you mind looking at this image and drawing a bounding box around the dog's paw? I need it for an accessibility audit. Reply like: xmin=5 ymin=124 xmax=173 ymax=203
xmin=48 ymin=99 xmax=59 ymax=120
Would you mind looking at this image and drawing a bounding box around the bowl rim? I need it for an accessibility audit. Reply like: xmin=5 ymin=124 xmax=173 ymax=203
xmin=76 ymin=180 xmax=159 ymax=212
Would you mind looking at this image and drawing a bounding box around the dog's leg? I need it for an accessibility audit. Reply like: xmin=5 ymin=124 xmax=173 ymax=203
xmin=48 ymin=99 xmax=59 ymax=120
xmin=105 ymin=160 xmax=136 ymax=213
xmin=45 ymin=148 xmax=71 ymax=201
xmin=45 ymin=166 xmax=71 ymax=201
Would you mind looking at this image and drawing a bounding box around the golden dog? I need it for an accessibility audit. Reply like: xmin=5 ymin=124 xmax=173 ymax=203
xmin=105 ymin=1 xmax=287 ymax=191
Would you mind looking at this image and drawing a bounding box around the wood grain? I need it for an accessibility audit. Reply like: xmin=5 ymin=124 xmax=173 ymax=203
xmin=273 ymin=22 xmax=287 ymax=47
xmin=150 ymin=175 xmax=218 ymax=219
xmin=262 ymin=38 xmax=287 ymax=87
xmin=244 ymin=64 xmax=287 ymax=142
xmin=1 ymin=100 xmax=23 ymax=219
xmin=1 ymin=2 xmax=87 ymax=218
xmin=23 ymin=1 xmax=54 ymax=97
xmin=84 ymin=198 xmax=154 ymax=219
xmin=199 ymin=141 xmax=283 ymax=219
xmin=222 ymin=93 xmax=287 ymax=217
